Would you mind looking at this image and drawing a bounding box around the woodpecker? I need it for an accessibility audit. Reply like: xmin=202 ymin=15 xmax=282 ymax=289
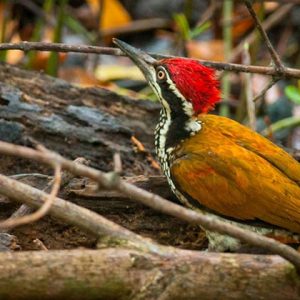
xmin=114 ymin=39 xmax=300 ymax=251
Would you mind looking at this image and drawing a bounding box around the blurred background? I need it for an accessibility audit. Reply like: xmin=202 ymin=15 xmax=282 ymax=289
xmin=0 ymin=0 xmax=299 ymax=152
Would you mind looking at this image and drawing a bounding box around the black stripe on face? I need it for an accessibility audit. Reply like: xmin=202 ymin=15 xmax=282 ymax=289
xmin=158 ymin=82 xmax=191 ymax=149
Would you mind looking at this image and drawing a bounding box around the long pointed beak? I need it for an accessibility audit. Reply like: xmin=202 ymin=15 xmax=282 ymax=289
xmin=113 ymin=39 xmax=157 ymax=84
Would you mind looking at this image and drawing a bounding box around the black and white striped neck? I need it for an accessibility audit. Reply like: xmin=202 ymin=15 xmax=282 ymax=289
xmin=154 ymin=107 xmax=201 ymax=175
xmin=151 ymin=64 xmax=202 ymax=173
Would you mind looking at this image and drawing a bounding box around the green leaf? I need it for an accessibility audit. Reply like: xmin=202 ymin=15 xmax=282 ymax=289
xmin=285 ymin=85 xmax=300 ymax=105
xmin=46 ymin=0 xmax=68 ymax=76
xmin=64 ymin=15 xmax=96 ymax=42
xmin=190 ymin=21 xmax=211 ymax=39
xmin=173 ymin=13 xmax=190 ymax=41
xmin=261 ymin=116 xmax=300 ymax=136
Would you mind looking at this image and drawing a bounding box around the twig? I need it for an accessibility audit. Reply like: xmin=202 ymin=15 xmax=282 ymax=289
xmin=244 ymin=0 xmax=285 ymax=73
xmin=131 ymin=136 xmax=146 ymax=152
xmin=0 ymin=141 xmax=300 ymax=269
xmin=0 ymin=41 xmax=300 ymax=78
xmin=0 ymin=164 xmax=61 ymax=229
xmin=131 ymin=136 xmax=160 ymax=170
xmin=0 ymin=173 xmax=163 ymax=255
xmin=229 ymin=4 xmax=294 ymax=63
xmin=113 ymin=152 xmax=122 ymax=174
xmin=9 ymin=173 xmax=50 ymax=180
xmin=243 ymin=44 xmax=256 ymax=130
xmin=220 ymin=0 xmax=233 ymax=116
xmin=253 ymin=77 xmax=280 ymax=102
xmin=195 ymin=0 xmax=220 ymax=28
xmin=33 ymin=238 xmax=48 ymax=250
xmin=9 ymin=157 xmax=88 ymax=221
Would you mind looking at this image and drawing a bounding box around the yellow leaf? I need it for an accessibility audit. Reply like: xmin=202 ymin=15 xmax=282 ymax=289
xmin=6 ymin=34 xmax=23 ymax=64
xmin=87 ymin=0 xmax=131 ymax=30
xmin=186 ymin=40 xmax=224 ymax=62
xmin=95 ymin=65 xmax=144 ymax=82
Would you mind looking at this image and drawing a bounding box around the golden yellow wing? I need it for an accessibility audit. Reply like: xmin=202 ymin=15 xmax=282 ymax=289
xmin=171 ymin=115 xmax=300 ymax=233
xmin=201 ymin=114 xmax=300 ymax=184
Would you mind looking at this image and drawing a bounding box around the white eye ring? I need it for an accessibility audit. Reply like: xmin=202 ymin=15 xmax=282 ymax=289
xmin=157 ymin=69 xmax=166 ymax=81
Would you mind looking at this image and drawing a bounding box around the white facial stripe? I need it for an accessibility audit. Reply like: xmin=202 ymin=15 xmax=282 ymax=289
xmin=164 ymin=68 xmax=186 ymax=100
xmin=151 ymin=65 xmax=201 ymax=143
xmin=157 ymin=66 xmax=201 ymax=133
xmin=159 ymin=67 xmax=194 ymax=117
xmin=148 ymin=67 xmax=171 ymax=114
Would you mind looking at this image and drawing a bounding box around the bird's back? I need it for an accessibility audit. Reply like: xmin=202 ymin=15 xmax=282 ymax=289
xmin=171 ymin=114 xmax=300 ymax=233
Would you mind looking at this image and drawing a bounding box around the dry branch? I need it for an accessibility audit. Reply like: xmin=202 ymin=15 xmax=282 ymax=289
xmin=229 ymin=3 xmax=295 ymax=62
xmin=244 ymin=0 xmax=285 ymax=72
xmin=0 ymin=141 xmax=300 ymax=269
xmin=253 ymin=77 xmax=280 ymax=102
xmin=0 ymin=41 xmax=300 ymax=78
xmin=0 ymin=163 xmax=61 ymax=229
xmin=1 ymin=158 xmax=87 ymax=232
xmin=0 ymin=173 xmax=162 ymax=254
xmin=0 ymin=249 xmax=298 ymax=300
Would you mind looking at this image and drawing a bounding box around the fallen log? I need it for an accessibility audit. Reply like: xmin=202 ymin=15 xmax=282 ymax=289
xmin=0 ymin=62 xmax=159 ymax=174
xmin=0 ymin=249 xmax=298 ymax=300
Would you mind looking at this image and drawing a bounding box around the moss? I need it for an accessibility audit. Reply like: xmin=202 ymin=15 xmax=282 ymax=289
xmin=61 ymin=277 xmax=132 ymax=300
xmin=285 ymin=263 xmax=300 ymax=285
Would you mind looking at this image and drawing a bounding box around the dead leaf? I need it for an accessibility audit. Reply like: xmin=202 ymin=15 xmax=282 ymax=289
xmin=59 ymin=67 xmax=101 ymax=87
xmin=87 ymin=0 xmax=131 ymax=30
xmin=186 ymin=40 xmax=224 ymax=61
xmin=95 ymin=64 xmax=144 ymax=82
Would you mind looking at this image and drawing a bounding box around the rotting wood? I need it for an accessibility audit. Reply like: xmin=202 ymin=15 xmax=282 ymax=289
xmin=0 ymin=62 xmax=159 ymax=174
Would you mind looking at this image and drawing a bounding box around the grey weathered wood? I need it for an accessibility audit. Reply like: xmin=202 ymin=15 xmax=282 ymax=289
xmin=0 ymin=62 xmax=159 ymax=173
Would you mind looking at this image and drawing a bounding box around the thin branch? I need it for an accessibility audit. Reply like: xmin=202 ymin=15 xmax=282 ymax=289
xmin=0 ymin=41 xmax=300 ymax=78
xmin=0 ymin=141 xmax=300 ymax=269
xmin=0 ymin=163 xmax=61 ymax=229
xmin=220 ymin=0 xmax=233 ymax=116
xmin=195 ymin=0 xmax=220 ymax=27
xmin=9 ymin=173 xmax=50 ymax=180
xmin=113 ymin=152 xmax=122 ymax=174
xmin=253 ymin=77 xmax=280 ymax=102
xmin=0 ymin=173 xmax=163 ymax=255
xmin=33 ymin=238 xmax=48 ymax=250
xmin=9 ymin=157 xmax=88 ymax=221
xmin=229 ymin=3 xmax=294 ymax=63
xmin=0 ymin=157 xmax=83 ymax=251
xmin=243 ymin=44 xmax=256 ymax=130
xmin=244 ymin=0 xmax=285 ymax=72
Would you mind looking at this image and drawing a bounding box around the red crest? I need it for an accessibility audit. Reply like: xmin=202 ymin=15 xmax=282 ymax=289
xmin=160 ymin=58 xmax=220 ymax=114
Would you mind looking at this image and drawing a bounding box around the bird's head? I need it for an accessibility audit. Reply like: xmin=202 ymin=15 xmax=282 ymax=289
xmin=114 ymin=39 xmax=220 ymax=116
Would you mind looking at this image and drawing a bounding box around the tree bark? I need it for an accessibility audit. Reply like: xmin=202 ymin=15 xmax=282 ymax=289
xmin=0 ymin=62 xmax=159 ymax=174
xmin=0 ymin=249 xmax=298 ymax=300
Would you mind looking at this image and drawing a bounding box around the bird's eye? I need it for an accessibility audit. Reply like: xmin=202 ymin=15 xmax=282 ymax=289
xmin=156 ymin=67 xmax=166 ymax=82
